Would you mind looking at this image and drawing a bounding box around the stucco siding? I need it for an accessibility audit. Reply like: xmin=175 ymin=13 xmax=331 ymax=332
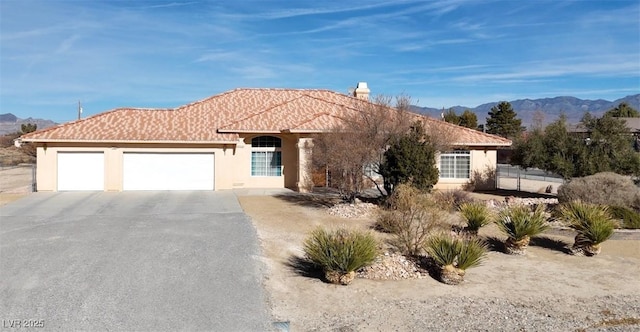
xmin=35 ymin=144 xmax=231 ymax=192
xmin=34 ymin=140 xmax=499 ymax=192
xmin=434 ymin=149 xmax=497 ymax=190
xmin=33 ymin=135 xmax=307 ymax=192
xmin=36 ymin=146 xmax=109 ymax=192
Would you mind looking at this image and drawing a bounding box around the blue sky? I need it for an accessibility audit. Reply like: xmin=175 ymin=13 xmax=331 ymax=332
xmin=1 ymin=0 xmax=639 ymax=123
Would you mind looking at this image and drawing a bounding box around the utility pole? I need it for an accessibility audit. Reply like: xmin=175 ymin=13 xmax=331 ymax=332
xmin=78 ymin=100 xmax=82 ymax=120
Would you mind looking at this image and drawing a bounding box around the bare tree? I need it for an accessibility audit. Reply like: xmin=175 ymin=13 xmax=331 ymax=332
xmin=312 ymin=95 xmax=413 ymax=201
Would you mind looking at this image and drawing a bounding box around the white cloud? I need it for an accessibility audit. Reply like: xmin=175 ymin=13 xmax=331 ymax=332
xmin=453 ymin=56 xmax=640 ymax=83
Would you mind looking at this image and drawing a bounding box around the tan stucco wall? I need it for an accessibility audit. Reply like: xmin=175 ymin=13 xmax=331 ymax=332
xmin=34 ymin=140 xmax=499 ymax=192
xmin=34 ymin=135 xmax=307 ymax=192
xmin=35 ymin=144 xmax=232 ymax=192
xmin=36 ymin=145 xmax=111 ymax=191
xmin=434 ymin=149 xmax=497 ymax=190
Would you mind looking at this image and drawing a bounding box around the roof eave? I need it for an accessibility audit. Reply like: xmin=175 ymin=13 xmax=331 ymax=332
xmin=452 ymin=142 xmax=512 ymax=147
xmin=20 ymin=138 xmax=239 ymax=145
xmin=217 ymin=129 xmax=282 ymax=134
xmin=283 ymin=129 xmax=328 ymax=133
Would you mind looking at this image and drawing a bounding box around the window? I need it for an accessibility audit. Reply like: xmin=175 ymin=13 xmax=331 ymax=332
xmin=363 ymin=163 xmax=379 ymax=178
xmin=251 ymin=136 xmax=282 ymax=176
xmin=439 ymin=151 xmax=470 ymax=179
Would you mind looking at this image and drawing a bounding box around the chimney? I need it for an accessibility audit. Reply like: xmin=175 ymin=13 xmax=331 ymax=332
xmin=353 ymin=82 xmax=370 ymax=100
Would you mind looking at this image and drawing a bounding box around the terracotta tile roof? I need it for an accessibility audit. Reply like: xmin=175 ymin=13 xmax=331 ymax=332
xmin=421 ymin=116 xmax=512 ymax=146
xmin=21 ymin=88 xmax=511 ymax=146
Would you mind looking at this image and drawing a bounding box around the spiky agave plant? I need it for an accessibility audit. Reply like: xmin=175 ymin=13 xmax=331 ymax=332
xmin=459 ymin=202 xmax=493 ymax=235
xmin=303 ymin=227 xmax=379 ymax=285
xmin=496 ymin=204 xmax=549 ymax=255
xmin=558 ymin=201 xmax=616 ymax=256
xmin=424 ymin=234 xmax=487 ymax=285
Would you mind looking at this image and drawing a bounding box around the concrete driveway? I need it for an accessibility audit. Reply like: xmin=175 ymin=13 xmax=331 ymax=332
xmin=0 ymin=191 xmax=270 ymax=331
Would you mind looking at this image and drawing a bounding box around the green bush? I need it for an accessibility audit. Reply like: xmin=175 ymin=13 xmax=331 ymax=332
xmin=459 ymin=202 xmax=492 ymax=234
xmin=303 ymin=227 xmax=379 ymax=276
xmin=558 ymin=172 xmax=640 ymax=210
xmin=609 ymin=206 xmax=640 ymax=229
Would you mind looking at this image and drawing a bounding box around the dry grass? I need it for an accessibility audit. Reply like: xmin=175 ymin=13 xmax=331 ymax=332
xmin=0 ymin=146 xmax=35 ymax=166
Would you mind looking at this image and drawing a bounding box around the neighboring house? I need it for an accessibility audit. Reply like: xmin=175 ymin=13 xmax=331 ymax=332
xmin=18 ymin=83 xmax=511 ymax=192
xmin=569 ymin=117 xmax=640 ymax=151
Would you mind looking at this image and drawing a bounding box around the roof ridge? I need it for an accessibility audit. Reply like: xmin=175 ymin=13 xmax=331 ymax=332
xmin=20 ymin=108 xmax=126 ymax=139
xmin=218 ymin=94 xmax=315 ymax=130
xmin=421 ymin=115 xmax=512 ymax=143
xmin=298 ymin=92 xmax=365 ymax=114
xmin=289 ymin=111 xmax=348 ymax=130
xmin=174 ymin=87 xmax=344 ymax=111
xmin=237 ymin=87 xmax=335 ymax=92
xmin=174 ymin=89 xmax=239 ymax=110
xmin=21 ymin=107 xmax=176 ymax=140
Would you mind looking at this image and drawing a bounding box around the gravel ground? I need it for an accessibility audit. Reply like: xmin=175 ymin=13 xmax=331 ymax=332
xmin=240 ymin=194 xmax=640 ymax=332
xmin=295 ymin=295 xmax=640 ymax=332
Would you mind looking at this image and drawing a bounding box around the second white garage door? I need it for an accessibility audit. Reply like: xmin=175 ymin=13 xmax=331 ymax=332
xmin=123 ymin=153 xmax=215 ymax=190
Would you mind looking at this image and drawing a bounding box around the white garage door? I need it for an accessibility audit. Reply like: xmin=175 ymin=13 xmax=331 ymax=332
xmin=123 ymin=153 xmax=215 ymax=190
xmin=57 ymin=152 xmax=105 ymax=191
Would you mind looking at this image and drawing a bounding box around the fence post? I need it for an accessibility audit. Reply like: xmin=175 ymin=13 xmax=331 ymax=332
xmin=32 ymin=164 xmax=37 ymax=192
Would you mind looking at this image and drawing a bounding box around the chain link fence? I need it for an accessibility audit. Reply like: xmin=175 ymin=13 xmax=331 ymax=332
xmin=496 ymin=164 xmax=564 ymax=194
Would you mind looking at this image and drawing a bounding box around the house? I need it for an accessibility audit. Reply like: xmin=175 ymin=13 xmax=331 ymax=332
xmin=18 ymin=83 xmax=511 ymax=192
xmin=569 ymin=117 xmax=640 ymax=151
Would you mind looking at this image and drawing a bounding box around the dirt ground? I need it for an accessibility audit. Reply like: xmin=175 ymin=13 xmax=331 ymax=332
xmin=238 ymin=193 xmax=640 ymax=331
xmin=0 ymin=166 xmax=33 ymax=205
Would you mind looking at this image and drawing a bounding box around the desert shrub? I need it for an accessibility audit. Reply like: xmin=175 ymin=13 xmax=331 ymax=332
xmin=496 ymin=204 xmax=549 ymax=255
xmin=386 ymin=206 xmax=444 ymax=256
xmin=558 ymin=201 xmax=617 ymax=256
xmin=463 ymin=166 xmax=497 ymax=191
xmin=608 ymin=206 xmax=640 ymax=229
xmin=377 ymin=183 xmax=444 ymax=256
xmin=424 ymin=234 xmax=487 ymax=285
xmin=385 ymin=183 xmax=424 ymax=211
xmin=374 ymin=210 xmax=398 ymax=233
xmin=0 ymin=132 xmax=21 ymax=147
xmin=19 ymin=143 xmax=37 ymax=157
xmin=459 ymin=202 xmax=492 ymax=234
xmin=634 ymin=194 xmax=640 ymax=212
xmin=558 ymin=172 xmax=640 ymax=210
xmin=431 ymin=189 xmax=474 ymax=212
xmin=303 ymin=227 xmax=379 ymax=284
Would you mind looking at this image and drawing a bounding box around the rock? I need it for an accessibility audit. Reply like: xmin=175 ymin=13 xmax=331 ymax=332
xmin=357 ymin=252 xmax=429 ymax=280
xmin=327 ymin=202 xmax=379 ymax=219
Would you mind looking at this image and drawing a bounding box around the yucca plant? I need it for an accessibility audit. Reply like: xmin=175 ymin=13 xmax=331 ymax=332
xmin=496 ymin=204 xmax=549 ymax=255
xmin=608 ymin=205 xmax=640 ymax=229
xmin=303 ymin=227 xmax=379 ymax=285
xmin=459 ymin=202 xmax=492 ymax=235
xmin=558 ymin=201 xmax=617 ymax=256
xmin=424 ymin=234 xmax=487 ymax=285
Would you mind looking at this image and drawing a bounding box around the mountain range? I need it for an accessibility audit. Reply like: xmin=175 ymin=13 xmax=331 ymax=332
xmin=1 ymin=94 xmax=638 ymax=135
xmin=0 ymin=113 xmax=57 ymax=136
xmin=411 ymin=94 xmax=640 ymax=127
